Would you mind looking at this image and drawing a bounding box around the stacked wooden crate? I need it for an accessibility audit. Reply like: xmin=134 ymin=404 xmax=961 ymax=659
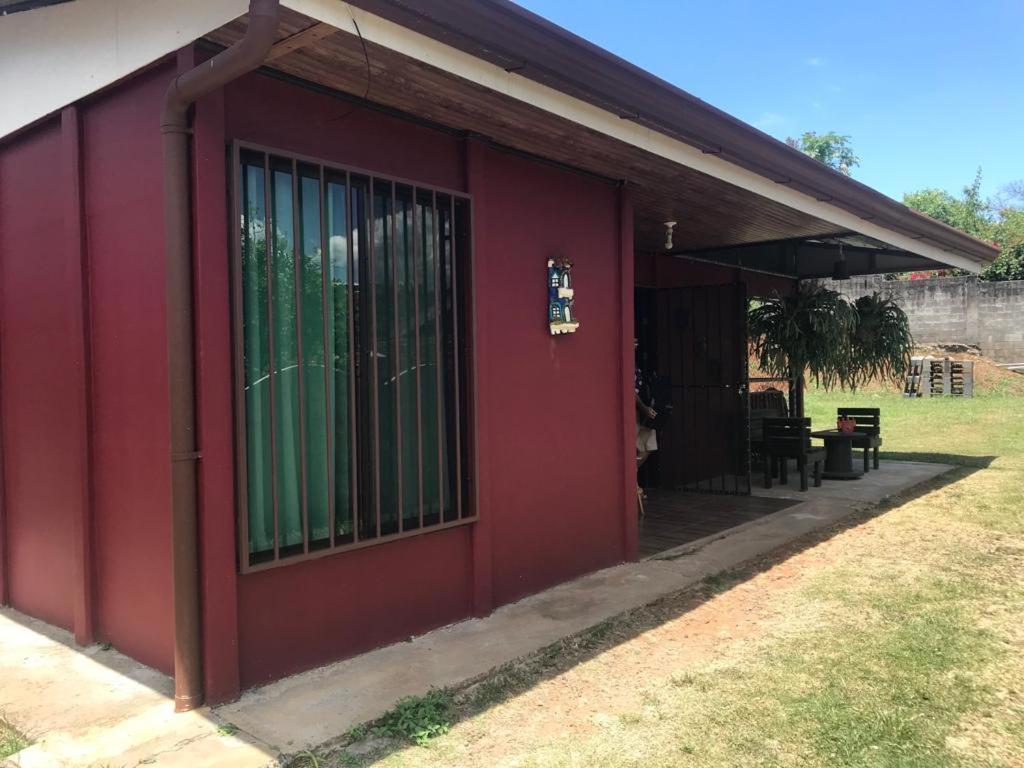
xmin=903 ymin=358 xmax=925 ymax=397
xmin=904 ymin=357 xmax=974 ymax=397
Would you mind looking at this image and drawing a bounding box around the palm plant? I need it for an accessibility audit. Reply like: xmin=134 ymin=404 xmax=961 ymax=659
xmin=748 ymin=284 xmax=914 ymax=412
xmin=748 ymin=283 xmax=857 ymax=392
xmin=849 ymin=292 xmax=914 ymax=388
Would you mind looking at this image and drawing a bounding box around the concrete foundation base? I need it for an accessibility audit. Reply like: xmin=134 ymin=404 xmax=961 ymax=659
xmin=0 ymin=460 xmax=952 ymax=766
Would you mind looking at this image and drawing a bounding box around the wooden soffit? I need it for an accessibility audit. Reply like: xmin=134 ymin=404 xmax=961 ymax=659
xmin=207 ymin=8 xmax=841 ymax=253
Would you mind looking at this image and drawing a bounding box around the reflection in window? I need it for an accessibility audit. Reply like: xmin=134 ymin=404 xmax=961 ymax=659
xmin=237 ymin=149 xmax=471 ymax=568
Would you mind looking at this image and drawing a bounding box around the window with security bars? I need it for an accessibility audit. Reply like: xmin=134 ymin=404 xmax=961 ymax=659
xmin=233 ymin=144 xmax=472 ymax=571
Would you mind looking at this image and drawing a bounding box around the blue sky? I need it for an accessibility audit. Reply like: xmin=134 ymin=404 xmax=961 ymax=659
xmin=516 ymin=0 xmax=1023 ymax=203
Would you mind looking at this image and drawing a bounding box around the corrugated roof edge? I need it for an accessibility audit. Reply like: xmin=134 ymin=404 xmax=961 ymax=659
xmin=353 ymin=0 xmax=998 ymax=266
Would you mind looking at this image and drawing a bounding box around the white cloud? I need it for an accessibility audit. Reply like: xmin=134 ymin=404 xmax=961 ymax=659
xmin=806 ymin=56 xmax=825 ymax=67
xmin=826 ymin=83 xmax=842 ymax=93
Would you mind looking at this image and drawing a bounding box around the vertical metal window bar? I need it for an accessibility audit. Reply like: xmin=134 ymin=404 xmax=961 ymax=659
xmin=319 ymin=166 xmax=334 ymax=547
xmin=263 ymin=154 xmax=281 ymax=562
xmin=346 ymin=172 xmax=360 ymax=544
xmin=235 ymin=146 xmax=475 ymax=571
xmin=368 ymin=177 xmax=381 ymax=539
xmin=720 ymin=286 xmax=729 ymax=493
xmin=432 ymin=192 xmax=444 ymax=518
xmin=390 ymin=182 xmax=403 ymax=532
xmin=449 ymin=195 xmax=463 ymax=519
xmin=412 ymin=187 xmax=424 ymax=530
xmin=291 ymin=160 xmax=310 ymax=553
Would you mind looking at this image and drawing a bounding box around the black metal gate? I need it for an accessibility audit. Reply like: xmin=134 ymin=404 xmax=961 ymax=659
xmin=655 ymin=283 xmax=750 ymax=495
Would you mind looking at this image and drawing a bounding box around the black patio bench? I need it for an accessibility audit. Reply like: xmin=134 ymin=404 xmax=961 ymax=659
xmin=763 ymin=417 xmax=826 ymax=492
xmin=749 ymin=389 xmax=789 ymax=461
xmin=837 ymin=407 xmax=882 ymax=472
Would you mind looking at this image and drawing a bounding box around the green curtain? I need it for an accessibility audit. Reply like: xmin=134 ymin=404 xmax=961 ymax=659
xmin=298 ymin=172 xmax=330 ymax=544
xmin=326 ymin=180 xmax=353 ymax=539
xmin=240 ymin=155 xmax=462 ymax=561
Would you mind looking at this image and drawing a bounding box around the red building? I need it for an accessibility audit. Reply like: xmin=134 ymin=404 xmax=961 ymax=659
xmin=0 ymin=0 xmax=996 ymax=709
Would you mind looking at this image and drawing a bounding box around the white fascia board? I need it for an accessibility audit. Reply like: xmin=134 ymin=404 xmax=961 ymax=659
xmin=286 ymin=0 xmax=980 ymax=274
xmin=0 ymin=0 xmax=248 ymax=140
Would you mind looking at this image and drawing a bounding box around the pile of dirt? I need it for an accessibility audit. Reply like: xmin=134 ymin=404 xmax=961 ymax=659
xmin=913 ymin=345 xmax=1024 ymax=396
xmin=748 ymin=346 xmax=1024 ymax=397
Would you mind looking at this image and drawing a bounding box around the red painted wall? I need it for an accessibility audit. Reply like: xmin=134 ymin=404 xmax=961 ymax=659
xmin=0 ymin=63 xmax=630 ymax=696
xmin=0 ymin=119 xmax=78 ymax=629
xmin=81 ymin=63 xmax=175 ymax=673
xmin=224 ymin=73 xmax=464 ymax=192
xmin=0 ymin=63 xmax=179 ymax=671
xmin=218 ymin=73 xmax=476 ymax=689
xmin=238 ymin=527 xmax=473 ymax=687
xmin=471 ymin=151 xmax=625 ymax=606
xmin=215 ymin=72 xmax=626 ymax=687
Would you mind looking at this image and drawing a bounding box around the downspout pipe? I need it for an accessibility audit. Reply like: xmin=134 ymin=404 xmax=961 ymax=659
xmin=161 ymin=0 xmax=279 ymax=712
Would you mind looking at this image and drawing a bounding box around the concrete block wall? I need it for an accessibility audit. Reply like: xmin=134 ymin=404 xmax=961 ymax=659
xmin=823 ymin=275 xmax=1024 ymax=364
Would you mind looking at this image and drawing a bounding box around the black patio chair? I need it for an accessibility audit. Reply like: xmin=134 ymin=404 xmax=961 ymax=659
xmin=837 ymin=407 xmax=882 ymax=472
xmin=749 ymin=389 xmax=789 ymax=462
xmin=763 ymin=417 xmax=825 ymax=492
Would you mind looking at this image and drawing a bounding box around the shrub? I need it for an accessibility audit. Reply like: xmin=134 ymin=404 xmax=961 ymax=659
xmin=372 ymin=689 xmax=453 ymax=746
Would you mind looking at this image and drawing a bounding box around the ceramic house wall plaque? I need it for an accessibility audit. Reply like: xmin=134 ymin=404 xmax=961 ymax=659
xmin=548 ymin=258 xmax=580 ymax=335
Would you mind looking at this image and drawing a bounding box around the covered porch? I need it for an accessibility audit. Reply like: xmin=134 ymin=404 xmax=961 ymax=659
xmin=639 ymin=491 xmax=799 ymax=558
xmin=638 ymin=457 xmax=947 ymax=559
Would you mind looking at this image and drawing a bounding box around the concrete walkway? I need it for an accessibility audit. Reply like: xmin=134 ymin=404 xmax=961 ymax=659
xmin=0 ymin=460 xmax=952 ymax=767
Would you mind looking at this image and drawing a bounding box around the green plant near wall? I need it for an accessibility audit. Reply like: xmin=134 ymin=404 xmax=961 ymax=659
xmin=748 ymin=284 xmax=913 ymax=397
xmin=748 ymin=283 xmax=856 ymax=390
xmin=372 ymin=689 xmax=453 ymax=746
xmin=849 ymin=293 xmax=914 ymax=388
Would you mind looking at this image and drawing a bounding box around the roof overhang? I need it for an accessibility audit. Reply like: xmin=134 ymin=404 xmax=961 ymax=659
xmin=1 ymin=0 xmax=999 ymax=274
xmin=677 ymin=234 xmax=957 ymax=280
xmin=285 ymin=0 xmax=997 ymax=273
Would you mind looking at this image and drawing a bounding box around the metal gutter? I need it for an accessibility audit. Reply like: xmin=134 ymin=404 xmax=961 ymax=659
xmin=161 ymin=0 xmax=280 ymax=712
xmin=347 ymin=0 xmax=998 ymax=267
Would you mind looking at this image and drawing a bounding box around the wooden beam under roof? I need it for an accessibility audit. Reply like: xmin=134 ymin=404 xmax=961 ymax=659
xmin=267 ymin=22 xmax=337 ymax=62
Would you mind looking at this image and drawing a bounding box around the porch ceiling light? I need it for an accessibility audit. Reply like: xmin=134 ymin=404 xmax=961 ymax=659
xmin=664 ymin=220 xmax=677 ymax=250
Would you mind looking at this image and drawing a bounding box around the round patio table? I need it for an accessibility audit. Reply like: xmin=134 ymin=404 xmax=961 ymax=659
xmin=810 ymin=430 xmax=866 ymax=480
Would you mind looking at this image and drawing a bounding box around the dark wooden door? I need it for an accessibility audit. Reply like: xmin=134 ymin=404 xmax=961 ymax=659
xmin=655 ymin=283 xmax=750 ymax=494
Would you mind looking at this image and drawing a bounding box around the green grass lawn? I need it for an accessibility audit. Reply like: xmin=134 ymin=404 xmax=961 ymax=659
xmin=296 ymin=385 xmax=1024 ymax=768
xmin=806 ymin=388 xmax=1024 ymax=465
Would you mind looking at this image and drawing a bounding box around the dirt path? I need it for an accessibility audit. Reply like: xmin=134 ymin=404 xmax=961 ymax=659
xmin=308 ymin=454 xmax=1024 ymax=768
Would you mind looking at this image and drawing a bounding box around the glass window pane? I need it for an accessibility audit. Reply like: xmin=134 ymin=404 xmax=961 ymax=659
xmin=374 ymin=185 xmax=399 ymax=535
xmin=239 ymin=151 xmax=471 ymax=561
xmin=396 ymin=187 xmax=420 ymax=529
xmin=438 ymin=196 xmax=457 ymax=522
xmin=417 ymin=192 xmax=441 ymax=526
xmin=241 ymin=157 xmax=274 ymax=558
xmin=327 ymin=178 xmax=353 ymax=541
xmin=352 ymin=180 xmax=377 ymax=539
xmin=271 ymin=164 xmax=304 ymax=552
xmin=298 ymin=170 xmax=330 ymax=546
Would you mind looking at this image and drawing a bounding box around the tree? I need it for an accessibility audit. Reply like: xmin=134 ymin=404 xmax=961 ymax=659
xmin=903 ymin=171 xmax=1024 ymax=281
xmin=786 ymin=131 xmax=860 ymax=176
xmin=903 ymin=169 xmax=991 ymax=239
